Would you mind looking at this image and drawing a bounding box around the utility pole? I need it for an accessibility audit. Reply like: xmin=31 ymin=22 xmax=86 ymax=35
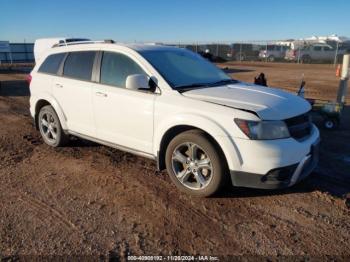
xmin=336 ymin=52 xmax=350 ymax=104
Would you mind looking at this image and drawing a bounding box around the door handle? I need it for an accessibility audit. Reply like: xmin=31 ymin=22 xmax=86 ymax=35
xmin=95 ymin=91 xmax=107 ymax=97
xmin=55 ymin=83 xmax=63 ymax=88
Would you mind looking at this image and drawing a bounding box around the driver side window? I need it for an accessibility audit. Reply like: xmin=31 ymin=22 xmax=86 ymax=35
xmin=100 ymin=52 xmax=145 ymax=88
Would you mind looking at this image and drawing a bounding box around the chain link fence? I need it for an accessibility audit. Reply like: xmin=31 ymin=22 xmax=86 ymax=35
xmin=1 ymin=39 xmax=350 ymax=66
xmin=156 ymin=40 xmax=350 ymax=66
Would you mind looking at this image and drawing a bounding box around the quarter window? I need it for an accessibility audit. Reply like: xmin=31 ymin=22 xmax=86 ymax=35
xmin=100 ymin=52 xmax=145 ymax=88
xmin=63 ymin=51 xmax=96 ymax=81
xmin=38 ymin=53 xmax=66 ymax=74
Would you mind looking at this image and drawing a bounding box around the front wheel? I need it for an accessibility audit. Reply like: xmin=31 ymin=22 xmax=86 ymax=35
xmin=165 ymin=130 xmax=226 ymax=197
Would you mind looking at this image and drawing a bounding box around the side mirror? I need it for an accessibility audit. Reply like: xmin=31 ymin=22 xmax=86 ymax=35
xmin=126 ymin=74 xmax=149 ymax=91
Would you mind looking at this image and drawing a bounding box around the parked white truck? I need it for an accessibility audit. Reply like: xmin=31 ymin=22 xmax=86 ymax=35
xmin=285 ymin=43 xmax=338 ymax=63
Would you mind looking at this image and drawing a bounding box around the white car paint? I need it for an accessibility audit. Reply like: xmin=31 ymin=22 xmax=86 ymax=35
xmin=182 ymin=83 xmax=311 ymax=120
xmin=29 ymin=42 xmax=320 ymax=190
xmin=92 ymin=82 xmax=155 ymax=153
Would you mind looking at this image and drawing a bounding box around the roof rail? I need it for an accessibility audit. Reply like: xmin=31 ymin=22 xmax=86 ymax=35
xmin=52 ymin=39 xmax=115 ymax=48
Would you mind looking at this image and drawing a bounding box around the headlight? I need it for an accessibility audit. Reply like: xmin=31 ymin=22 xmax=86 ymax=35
xmin=234 ymin=118 xmax=290 ymax=140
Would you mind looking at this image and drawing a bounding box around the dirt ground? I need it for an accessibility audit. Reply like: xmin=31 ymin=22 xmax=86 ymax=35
xmin=0 ymin=63 xmax=349 ymax=260
xmin=221 ymin=61 xmax=349 ymax=104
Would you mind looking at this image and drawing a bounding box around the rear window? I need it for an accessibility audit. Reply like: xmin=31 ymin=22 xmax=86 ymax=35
xmin=38 ymin=53 xmax=66 ymax=74
xmin=63 ymin=51 xmax=96 ymax=81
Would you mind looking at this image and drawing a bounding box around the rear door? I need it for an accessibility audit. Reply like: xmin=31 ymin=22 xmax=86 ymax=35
xmin=35 ymin=52 xmax=66 ymax=97
xmin=312 ymin=46 xmax=322 ymax=60
xmin=92 ymin=51 xmax=155 ymax=154
xmin=323 ymin=46 xmax=335 ymax=61
xmin=53 ymin=51 xmax=97 ymax=136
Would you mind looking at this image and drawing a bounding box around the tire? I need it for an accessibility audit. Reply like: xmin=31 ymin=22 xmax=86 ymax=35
xmin=267 ymin=55 xmax=275 ymax=62
xmin=301 ymin=55 xmax=311 ymax=64
xmin=165 ymin=130 xmax=226 ymax=197
xmin=38 ymin=105 xmax=69 ymax=147
xmin=323 ymin=118 xmax=339 ymax=130
xmin=235 ymin=53 xmax=245 ymax=61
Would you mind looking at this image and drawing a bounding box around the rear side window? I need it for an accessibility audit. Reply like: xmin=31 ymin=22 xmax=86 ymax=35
xmin=100 ymin=52 xmax=145 ymax=88
xmin=38 ymin=53 xmax=65 ymax=74
xmin=63 ymin=51 xmax=96 ymax=81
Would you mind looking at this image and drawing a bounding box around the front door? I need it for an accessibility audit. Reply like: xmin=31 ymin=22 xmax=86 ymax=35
xmin=92 ymin=51 xmax=155 ymax=154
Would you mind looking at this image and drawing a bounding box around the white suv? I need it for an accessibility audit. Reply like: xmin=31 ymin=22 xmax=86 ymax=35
xmin=29 ymin=40 xmax=320 ymax=197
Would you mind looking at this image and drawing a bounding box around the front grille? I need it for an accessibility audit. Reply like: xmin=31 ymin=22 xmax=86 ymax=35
xmin=284 ymin=112 xmax=312 ymax=140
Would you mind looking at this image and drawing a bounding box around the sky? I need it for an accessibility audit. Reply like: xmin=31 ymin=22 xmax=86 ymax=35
xmin=1 ymin=0 xmax=350 ymax=43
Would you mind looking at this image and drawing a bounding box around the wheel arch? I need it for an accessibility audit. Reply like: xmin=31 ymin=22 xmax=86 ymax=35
xmin=33 ymin=95 xmax=68 ymax=130
xmin=268 ymin=55 xmax=275 ymax=61
xmin=301 ymin=54 xmax=311 ymax=63
xmin=155 ymin=120 xmax=242 ymax=172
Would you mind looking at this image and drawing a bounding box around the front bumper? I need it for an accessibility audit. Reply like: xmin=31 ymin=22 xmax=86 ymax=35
xmin=230 ymin=130 xmax=320 ymax=189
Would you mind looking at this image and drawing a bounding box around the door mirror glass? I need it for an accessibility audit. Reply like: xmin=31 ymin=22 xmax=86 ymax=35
xmin=126 ymin=74 xmax=149 ymax=90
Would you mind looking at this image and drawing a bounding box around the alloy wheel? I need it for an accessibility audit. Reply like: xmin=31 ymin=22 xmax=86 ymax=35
xmin=171 ymin=142 xmax=213 ymax=190
xmin=40 ymin=112 xmax=58 ymax=143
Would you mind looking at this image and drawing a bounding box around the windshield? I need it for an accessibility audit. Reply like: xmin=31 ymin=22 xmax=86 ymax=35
xmin=140 ymin=48 xmax=232 ymax=90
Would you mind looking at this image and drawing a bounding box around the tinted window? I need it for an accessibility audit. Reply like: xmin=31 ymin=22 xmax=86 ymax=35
xmin=314 ymin=46 xmax=322 ymax=51
xmin=63 ymin=51 xmax=96 ymax=80
xmin=232 ymin=44 xmax=252 ymax=51
xmin=141 ymin=49 xmax=231 ymax=89
xmin=324 ymin=46 xmax=331 ymax=51
xmin=100 ymin=52 xmax=145 ymax=87
xmin=38 ymin=53 xmax=65 ymax=74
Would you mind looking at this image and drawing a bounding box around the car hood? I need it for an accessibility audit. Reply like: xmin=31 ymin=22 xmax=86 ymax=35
xmin=182 ymin=82 xmax=311 ymax=120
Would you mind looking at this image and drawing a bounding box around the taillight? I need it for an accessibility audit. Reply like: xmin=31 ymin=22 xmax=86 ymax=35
xmin=26 ymin=74 xmax=32 ymax=85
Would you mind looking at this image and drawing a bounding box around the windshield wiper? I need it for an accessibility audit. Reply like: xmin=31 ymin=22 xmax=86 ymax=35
xmin=175 ymin=83 xmax=209 ymax=92
xmin=176 ymin=79 xmax=239 ymax=92
xmin=207 ymin=79 xmax=239 ymax=86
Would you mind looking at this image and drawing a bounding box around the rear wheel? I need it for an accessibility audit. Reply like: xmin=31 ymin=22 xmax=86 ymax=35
xmin=165 ymin=130 xmax=226 ymax=197
xmin=38 ymin=105 xmax=69 ymax=147
xmin=235 ymin=53 xmax=245 ymax=61
xmin=301 ymin=55 xmax=311 ymax=64
xmin=267 ymin=55 xmax=275 ymax=62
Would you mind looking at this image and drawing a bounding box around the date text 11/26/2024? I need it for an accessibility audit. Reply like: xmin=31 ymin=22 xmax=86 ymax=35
xmin=127 ymin=255 xmax=219 ymax=261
